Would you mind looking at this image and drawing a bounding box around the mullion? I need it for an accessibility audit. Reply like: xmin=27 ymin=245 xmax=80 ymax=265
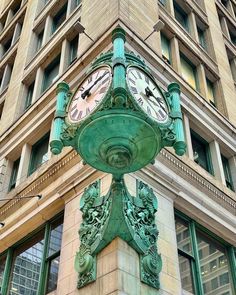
xmin=1 ymin=248 xmax=13 ymax=295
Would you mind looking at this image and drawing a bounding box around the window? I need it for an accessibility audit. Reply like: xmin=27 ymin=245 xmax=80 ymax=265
xmin=173 ymin=1 xmax=189 ymax=32
xmin=0 ymin=215 xmax=63 ymax=295
xmin=175 ymin=212 xmax=236 ymax=295
xmin=8 ymin=158 xmax=20 ymax=191
xmin=25 ymin=82 xmax=35 ymax=110
xmin=180 ymin=54 xmax=197 ymax=89
xmin=52 ymin=4 xmax=67 ymax=33
xmin=42 ymin=55 xmax=60 ymax=92
xmin=159 ymin=0 xmax=166 ymax=6
xmin=197 ymin=26 xmax=206 ymax=50
xmin=36 ymin=29 xmax=44 ymax=53
xmin=2 ymin=37 xmax=13 ymax=56
xmin=191 ymin=130 xmax=213 ymax=174
xmin=12 ymin=1 xmax=21 ymax=16
xmin=28 ymin=133 xmax=49 ymax=175
xmin=221 ymin=155 xmax=234 ymax=191
xmin=69 ymin=35 xmax=79 ymax=64
xmin=206 ymin=78 xmax=216 ymax=107
xmin=161 ymin=33 xmax=171 ymax=64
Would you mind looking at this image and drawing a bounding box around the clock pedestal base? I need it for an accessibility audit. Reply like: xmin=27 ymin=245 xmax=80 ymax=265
xmin=74 ymin=177 xmax=162 ymax=290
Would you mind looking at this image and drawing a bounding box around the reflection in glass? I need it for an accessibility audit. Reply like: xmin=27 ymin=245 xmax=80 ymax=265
xmin=9 ymin=232 xmax=44 ymax=295
xmin=175 ymin=217 xmax=192 ymax=255
xmin=48 ymin=222 xmax=63 ymax=257
xmin=46 ymin=256 xmax=60 ymax=293
xmin=197 ymin=231 xmax=233 ymax=295
xmin=178 ymin=254 xmax=195 ymax=294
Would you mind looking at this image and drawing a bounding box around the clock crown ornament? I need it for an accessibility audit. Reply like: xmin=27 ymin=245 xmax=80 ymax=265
xmin=50 ymin=27 xmax=186 ymax=290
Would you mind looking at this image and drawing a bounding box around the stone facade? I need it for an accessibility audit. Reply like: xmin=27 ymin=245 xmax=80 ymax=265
xmin=0 ymin=0 xmax=235 ymax=295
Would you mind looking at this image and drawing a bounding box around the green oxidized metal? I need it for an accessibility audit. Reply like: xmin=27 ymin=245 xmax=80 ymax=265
xmin=50 ymin=27 xmax=186 ymax=289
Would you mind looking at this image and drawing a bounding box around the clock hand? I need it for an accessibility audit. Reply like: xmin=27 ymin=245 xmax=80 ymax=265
xmin=81 ymin=71 xmax=109 ymax=99
xmin=145 ymin=87 xmax=167 ymax=114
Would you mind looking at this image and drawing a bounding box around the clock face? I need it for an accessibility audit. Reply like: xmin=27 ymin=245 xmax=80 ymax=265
xmin=68 ymin=66 xmax=112 ymax=123
xmin=127 ymin=67 xmax=169 ymax=123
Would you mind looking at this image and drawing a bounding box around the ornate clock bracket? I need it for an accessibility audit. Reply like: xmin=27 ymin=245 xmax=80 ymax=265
xmin=50 ymin=27 xmax=186 ymax=290
xmin=74 ymin=177 xmax=162 ymax=289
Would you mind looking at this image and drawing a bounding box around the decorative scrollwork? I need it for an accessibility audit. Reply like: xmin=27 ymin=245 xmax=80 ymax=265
xmin=61 ymin=125 xmax=77 ymax=141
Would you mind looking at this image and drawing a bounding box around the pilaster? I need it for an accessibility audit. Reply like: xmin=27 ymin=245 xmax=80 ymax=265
xmin=16 ymin=143 xmax=31 ymax=186
xmin=209 ymin=140 xmax=225 ymax=184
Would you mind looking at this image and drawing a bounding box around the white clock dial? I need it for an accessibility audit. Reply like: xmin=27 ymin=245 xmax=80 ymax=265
xmin=127 ymin=67 xmax=169 ymax=123
xmin=68 ymin=66 xmax=112 ymax=123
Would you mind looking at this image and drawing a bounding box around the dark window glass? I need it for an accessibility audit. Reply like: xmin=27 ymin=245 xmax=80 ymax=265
xmin=9 ymin=231 xmax=44 ymax=295
xmin=0 ymin=255 xmax=6 ymax=291
xmin=69 ymin=35 xmax=79 ymax=64
xmin=197 ymin=27 xmax=206 ymax=49
xmin=29 ymin=134 xmax=49 ymax=175
xmin=8 ymin=158 xmax=20 ymax=191
xmin=161 ymin=33 xmax=171 ymax=64
xmin=191 ymin=131 xmax=212 ymax=174
xmin=159 ymin=0 xmax=166 ymax=6
xmin=12 ymin=1 xmax=21 ymax=15
xmin=197 ymin=231 xmax=232 ymax=295
xmin=46 ymin=256 xmax=60 ymax=293
xmin=25 ymin=82 xmax=34 ymax=110
xmin=36 ymin=30 xmax=44 ymax=53
xmin=206 ymin=78 xmax=216 ymax=107
xmin=174 ymin=1 xmax=188 ymax=31
xmin=52 ymin=4 xmax=67 ymax=33
xmin=221 ymin=155 xmax=234 ymax=191
xmin=3 ymin=38 xmax=12 ymax=55
xmin=48 ymin=220 xmax=63 ymax=257
xmin=42 ymin=55 xmax=60 ymax=92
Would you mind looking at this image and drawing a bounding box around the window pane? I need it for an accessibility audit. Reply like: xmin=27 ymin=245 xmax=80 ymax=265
xmin=0 ymin=255 xmax=6 ymax=291
xmin=46 ymin=256 xmax=60 ymax=293
xmin=191 ymin=132 xmax=212 ymax=173
xmin=9 ymin=231 xmax=44 ymax=295
xmin=25 ymin=82 xmax=34 ymax=110
xmin=48 ymin=219 xmax=63 ymax=257
xmin=180 ymin=55 xmax=197 ymax=89
xmin=174 ymin=2 xmax=188 ymax=31
xmin=221 ymin=155 xmax=234 ymax=191
xmin=161 ymin=34 xmax=170 ymax=64
xmin=69 ymin=35 xmax=79 ymax=64
xmin=197 ymin=231 xmax=234 ymax=295
xmin=175 ymin=217 xmax=192 ymax=255
xmin=9 ymin=158 xmax=20 ymax=191
xmin=29 ymin=134 xmax=49 ymax=175
xmin=42 ymin=56 xmax=60 ymax=92
xmin=178 ymin=254 xmax=195 ymax=294
xmin=52 ymin=4 xmax=67 ymax=33
xmin=197 ymin=27 xmax=206 ymax=49
xmin=206 ymin=79 xmax=215 ymax=105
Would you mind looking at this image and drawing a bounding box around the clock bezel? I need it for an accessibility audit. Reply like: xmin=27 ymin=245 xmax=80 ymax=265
xmin=66 ymin=64 xmax=113 ymax=125
xmin=126 ymin=65 xmax=170 ymax=125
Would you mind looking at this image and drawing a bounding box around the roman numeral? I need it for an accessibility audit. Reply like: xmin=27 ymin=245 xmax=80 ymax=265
xmin=129 ymin=77 xmax=135 ymax=85
xmin=157 ymin=109 xmax=166 ymax=119
xmin=137 ymin=97 xmax=143 ymax=106
xmin=70 ymin=104 xmax=77 ymax=112
xmin=130 ymin=86 xmax=138 ymax=94
xmin=99 ymin=86 xmax=107 ymax=94
xmin=79 ymin=86 xmax=85 ymax=92
xmin=136 ymin=70 xmax=142 ymax=79
xmin=131 ymin=71 xmax=137 ymax=79
xmin=86 ymin=107 xmax=91 ymax=115
xmin=88 ymin=76 xmax=93 ymax=83
xmin=102 ymin=76 xmax=110 ymax=85
xmin=145 ymin=75 xmax=150 ymax=85
xmin=147 ymin=106 xmax=151 ymax=115
xmin=72 ymin=109 xmax=83 ymax=121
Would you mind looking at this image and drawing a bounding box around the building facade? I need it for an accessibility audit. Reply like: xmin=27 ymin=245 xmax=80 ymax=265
xmin=0 ymin=0 xmax=235 ymax=295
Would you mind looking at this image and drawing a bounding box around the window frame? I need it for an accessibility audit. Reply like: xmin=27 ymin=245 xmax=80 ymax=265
xmin=173 ymin=1 xmax=189 ymax=32
xmin=161 ymin=33 xmax=171 ymax=64
xmin=42 ymin=55 xmax=60 ymax=93
xmin=52 ymin=3 xmax=68 ymax=34
xmin=0 ymin=213 xmax=64 ymax=295
xmin=180 ymin=53 xmax=198 ymax=90
xmin=221 ymin=154 xmax=234 ymax=191
xmin=175 ymin=210 xmax=236 ymax=295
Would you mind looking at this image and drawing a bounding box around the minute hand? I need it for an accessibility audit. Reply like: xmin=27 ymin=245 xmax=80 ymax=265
xmin=145 ymin=87 xmax=167 ymax=113
xmin=81 ymin=71 xmax=108 ymax=99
